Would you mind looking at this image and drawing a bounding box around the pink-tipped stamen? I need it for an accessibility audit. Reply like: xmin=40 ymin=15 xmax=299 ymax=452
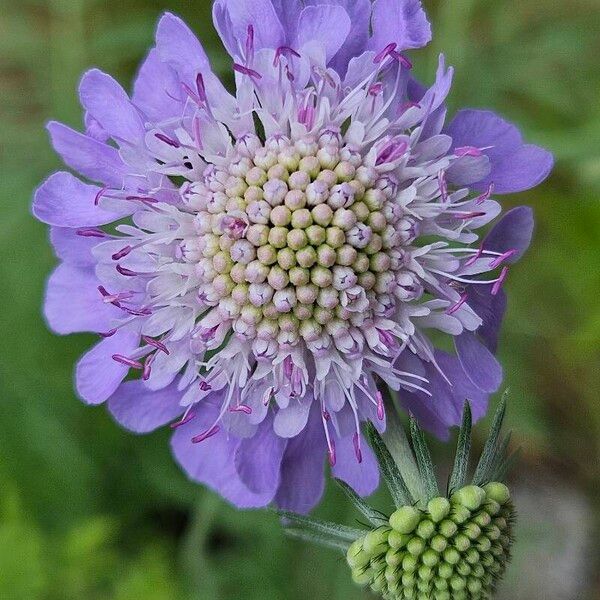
xmin=229 ymin=404 xmax=253 ymax=415
xmin=374 ymin=42 xmax=397 ymax=64
xmin=475 ymin=182 xmax=495 ymax=205
xmin=142 ymin=335 xmax=170 ymax=355
xmin=446 ymin=292 xmax=469 ymax=315
xmin=112 ymin=246 xmax=132 ymax=261
xmin=191 ymin=425 xmax=220 ymax=444
xmin=491 ymin=266 xmax=509 ymax=295
xmin=353 ymin=432 xmax=363 ymax=464
xmin=154 ymin=132 xmax=181 ymax=148
xmin=170 ymin=411 xmax=196 ymax=429
xmin=112 ymin=354 xmax=143 ymax=369
xmin=438 ymin=170 xmax=449 ymax=202
xmin=116 ymin=264 xmax=138 ymax=277
xmin=489 ymin=249 xmax=517 ymax=269
xmin=233 ymin=63 xmax=262 ymax=80
xmin=76 ymin=228 xmax=107 ymax=238
xmin=273 ymin=46 xmax=301 ymax=66
xmin=376 ymin=391 xmax=385 ymax=421
xmin=94 ymin=187 xmax=108 ymax=206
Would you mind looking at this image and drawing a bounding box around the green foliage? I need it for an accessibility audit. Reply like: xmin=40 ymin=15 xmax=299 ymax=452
xmin=0 ymin=0 xmax=598 ymax=598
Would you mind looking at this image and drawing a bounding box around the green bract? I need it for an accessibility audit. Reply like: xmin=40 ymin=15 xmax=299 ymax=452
xmin=280 ymin=397 xmax=517 ymax=600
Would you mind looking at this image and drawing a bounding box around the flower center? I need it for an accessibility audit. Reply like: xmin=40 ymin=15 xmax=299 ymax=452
xmin=182 ymin=131 xmax=421 ymax=351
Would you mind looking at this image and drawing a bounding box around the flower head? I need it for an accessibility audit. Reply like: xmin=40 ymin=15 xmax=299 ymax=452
xmin=33 ymin=2 xmax=552 ymax=512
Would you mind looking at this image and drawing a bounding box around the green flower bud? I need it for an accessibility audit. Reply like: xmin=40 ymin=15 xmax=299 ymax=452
xmin=483 ymin=482 xmax=511 ymax=505
xmin=389 ymin=506 xmax=422 ymax=534
xmin=451 ymin=485 xmax=486 ymax=511
xmin=427 ymin=497 xmax=451 ymax=523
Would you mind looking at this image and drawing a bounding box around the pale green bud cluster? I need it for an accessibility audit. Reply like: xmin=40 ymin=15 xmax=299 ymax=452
xmin=346 ymin=483 xmax=514 ymax=600
xmin=185 ymin=132 xmax=422 ymax=349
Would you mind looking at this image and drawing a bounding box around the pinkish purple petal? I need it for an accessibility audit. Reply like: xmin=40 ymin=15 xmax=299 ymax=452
xmin=273 ymin=394 xmax=312 ymax=437
xmin=234 ymin=418 xmax=287 ymax=494
xmin=33 ymin=172 xmax=129 ymax=227
xmin=46 ymin=122 xmax=129 ymax=187
xmin=79 ymin=69 xmax=145 ymax=143
xmin=446 ymin=109 xmax=553 ymax=193
xmin=332 ymin=433 xmax=379 ymax=497
xmin=369 ymin=0 xmax=432 ymax=53
xmin=132 ymin=48 xmax=181 ymax=122
xmin=75 ymin=328 xmax=140 ymax=405
xmin=212 ymin=1 xmax=285 ymax=59
xmin=483 ymin=206 xmax=534 ymax=262
xmin=107 ymin=380 xmax=184 ymax=433
xmin=274 ymin=406 xmax=326 ymax=513
xmin=50 ymin=227 xmax=99 ymax=266
xmin=44 ymin=263 xmax=120 ymax=334
xmin=454 ymin=331 xmax=503 ymax=394
xmin=171 ymin=395 xmax=276 ymax=508
xmin=296 ymin=5 xmax=351 ymax=64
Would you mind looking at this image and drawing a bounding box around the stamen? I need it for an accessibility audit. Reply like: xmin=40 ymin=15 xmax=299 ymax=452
xmin=273 ymin=46 xmax=301 ymax=67
xmin=376 ymin=391 xmax=385 ymax=421
xmin=191 ymin=425 xmax=220 ymax=444
xmin=116 ymin=264 xmax=138 ymax=277
xmin=245 ymin=24 xmax=254 ymax=61
xmin=491 ymin=266 xmax=508 ymax=295
xmin=112 ymin=246 xmax=132 ymax=260
xmin=475 ymin=182 xmax=494 ymax=205
xmin=229 ymin=404 xmax=253 ymax=415
xmin=454 ymin=211 xmax=486 ymax=220
xmin=455 ymin=146 xmax=483 ymax=157
xmin=233 ymin=63 xmax=262 ymax=80
xmin=390 ymin=50 xmax=412 ymax=69
xmin=446 ymin=292 xmax=468 ymax=315
xmin=374 ymin=43 xmax=397 ymax=64
xmin=464 ymin=246 xmax=483 ymax=267
xmin=142 ymin=335 xmax=170 ymax=355
xmin=489 ymin=249 xmax=517 ymax=269
xmin=94 ymin=187 xmax=107 ymax=206
xmin=170 ymin=411 xmax=196 ymax=429
xmin=154 ymin=132 xmax=181 ymax=148
xmin=199 ymin=380 xmax=212 ymax=391
xmin=99 ymin=328 xmax=117 ymax=338
xmin=438 ymin=170 xmax=448 ymax=202
xmin=112 ymin=354 xmax=143 ymax=369
xmin=142 ymin=353 xmax=155 ymax=380
xmin=76 ymin=228 xmax=107 ymax=238
xmin=352 ymin=432 xmax=363 ymax=463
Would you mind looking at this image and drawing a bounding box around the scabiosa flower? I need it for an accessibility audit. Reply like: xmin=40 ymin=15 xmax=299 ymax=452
xmin=33 ymin=3 xmax=552 ymax=512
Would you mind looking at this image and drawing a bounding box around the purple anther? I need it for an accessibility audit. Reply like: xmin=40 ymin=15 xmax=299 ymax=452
xmin=155 ymin=132 xmax=181 ymax=148
xmin=376 ymin=391 xmax=385 ymax=421
xmin=76 ymin=228 xmax=107 ymax=238
xmin=191 ymin=425 xmax=220 ymax=444
xmin=438 ymin=170 xmax=449 ymax=202
xmin=112 ymin=354 xmax=143 ymax=369
xmin=112 ymin=246 xmax=132 ymax=261
xmin=230 ymin=404 xmax=253 ymax=415
xmin=353 ymin=432 xmax=363 ymax=463
xmin=170 ymin=411 xmax=196 ymax=429
xmin=491 ymin=266 xmax=509 ymax=296
xmin=273 ymin=46 xmax=301 ymax=67
xmin=94 ymin=187 xmax=107 ymax=206
xmin=374 ymin=43 xmax=397 ymax=64
xmin=475 ymin=182 xmax=494 ymax=205
xmin=116 ymin=264 xmax=138 ymax=277
xmin=142 ymin=335 xmax=170 ymax=355
xmin=233 ymin=63 xmax=262 ymax=80
xmin=446 ymin=292 xmax=469 ymax=315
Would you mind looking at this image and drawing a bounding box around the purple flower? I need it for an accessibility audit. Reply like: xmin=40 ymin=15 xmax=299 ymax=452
xmin=33 ymin=3 xmax=551 ymax=513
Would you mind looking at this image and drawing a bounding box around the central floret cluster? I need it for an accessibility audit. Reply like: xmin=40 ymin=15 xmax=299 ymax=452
xmin=187 ymin=132 xmax=418 ymax=352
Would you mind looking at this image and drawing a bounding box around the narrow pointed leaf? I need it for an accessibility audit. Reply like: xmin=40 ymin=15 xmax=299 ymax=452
xmin=473 ymin=394 xmax=507 ymax=485
xmin=382 ymin=397 xmax=425 ymax=502
xmin=335 ymin=479 xmax=388 ymax=527
xmin=366 ymin=422 xmax=414 ymax=507
xmin=448 ymin=402 xmax=472 ymax=494
xmin=409 ymin=416 xmax=439 ymax=501
xmin=284 ymin=527 xmax=351 ymax=551
xmin=495 ymin=446 xmax=521 ymax=482
xmin=277 ymin=510 xmax=363 ymax=542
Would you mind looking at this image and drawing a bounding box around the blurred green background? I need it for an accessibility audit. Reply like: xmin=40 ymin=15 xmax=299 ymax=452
xmin=1 ymin=0 xmax=599 ymax=598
